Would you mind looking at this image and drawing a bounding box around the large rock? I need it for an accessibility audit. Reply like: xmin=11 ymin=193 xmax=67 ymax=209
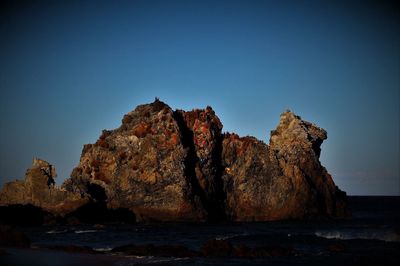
xmin=0 ymin=158 xmax=87 ymax=216
xmin=0 ymin=225 xmax=30 ymax=247
xmin=0 ymin=100 xmax=348 ymax=222
xmin=269 ymin=111 xmax=347 ymax=218
xmin=222 ymin=111 xmax=347 ymax=220
xmin=64 ymin=99 xmax=206 ymax=221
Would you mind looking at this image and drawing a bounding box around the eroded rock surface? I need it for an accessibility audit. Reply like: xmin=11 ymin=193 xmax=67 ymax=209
xmin=64 ymin=99 xmax=206 ymax=221
xmin=173 ymin=107 xmax=226 ymax=221
xmin=269 ymin=111 xmax=347 ymax=218
xmin=0 ymin=100 xmax=348 ymax=222
xmin=221 ymin=134 xmax=291 ymax=220
xmin=222 ymin=111 xmax=347 ymax=220
xmin=0 ymin=158 xmax=87 ymax=216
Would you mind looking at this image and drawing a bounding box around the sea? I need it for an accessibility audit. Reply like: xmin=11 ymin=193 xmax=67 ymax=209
xmin=1 ymin=196 xmax=399 ymax=266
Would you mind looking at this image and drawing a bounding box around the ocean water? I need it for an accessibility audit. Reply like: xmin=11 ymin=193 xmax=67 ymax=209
xmin=1 ymin=196 xmax=399 ymax=266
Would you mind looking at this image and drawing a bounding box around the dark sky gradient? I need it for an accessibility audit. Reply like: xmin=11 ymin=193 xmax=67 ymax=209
xmin=0 ymin=0 xmax=399 ymax=195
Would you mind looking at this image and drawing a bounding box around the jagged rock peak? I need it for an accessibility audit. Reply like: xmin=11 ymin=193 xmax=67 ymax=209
xmin=270 ymin=110 xmax=327 ymax=158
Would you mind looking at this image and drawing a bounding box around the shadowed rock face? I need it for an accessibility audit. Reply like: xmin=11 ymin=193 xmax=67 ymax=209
xmin=221 ymin=134 xmax=290 ymax=220
xmin=0 ymin=100 xmax=348 ymax=222
xmin=173 ymin=107 xmax=226 ymax=221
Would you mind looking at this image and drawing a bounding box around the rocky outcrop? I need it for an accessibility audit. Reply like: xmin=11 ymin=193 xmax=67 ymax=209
xmin=222 ymin=111 xmax=347 ymax=220
xmin=0 ymin=99 xmax=348 ymax=222
xmin=64 ymin=100 xmax=206 ymax=221
xmin=268 ymin=111 xmax=347 ymax=218
xmin=0 ymin=225 xmax=30 ymax=247
xmin=0 ymin=158 xmax=87 ymax=216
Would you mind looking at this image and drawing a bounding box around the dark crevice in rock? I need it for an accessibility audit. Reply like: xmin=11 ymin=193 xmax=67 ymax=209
xmin=86 ymin=183 xmax=107 ymax=203
xmin=210 ymin=132 xmax=228 ymax=221
xmin=172 ymin=111 xmax=209 ymax=217
xmin=172 ymin=111 xmax=226 ymax=222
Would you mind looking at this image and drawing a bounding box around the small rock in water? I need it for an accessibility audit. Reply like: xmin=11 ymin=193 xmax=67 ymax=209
xmin=0 ymin=225 xmax=30 ymax=248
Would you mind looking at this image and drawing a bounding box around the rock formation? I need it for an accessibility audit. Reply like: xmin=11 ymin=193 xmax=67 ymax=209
xmin=0 ymin=99 xmax=348 ymax=222
xmin=64 ymin=100 xmax=206 ymax=221
xmin=0 ymin=158 xmax=87 ymax=216
xmin=222 ymin=111 xmax=347 ymax=220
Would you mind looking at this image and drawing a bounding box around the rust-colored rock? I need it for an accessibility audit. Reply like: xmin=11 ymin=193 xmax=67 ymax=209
xmin=64 ymin=99 xmax=206 ymax=222
xmin=173 ymin=107 xmax=226 ymax=221
xmin=0 ymin=100 xmax=348 ymax=222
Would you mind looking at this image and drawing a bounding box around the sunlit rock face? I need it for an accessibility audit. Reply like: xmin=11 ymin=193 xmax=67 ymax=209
xmin=0 ymin=100 xmax=348 ymax=222
xmin=268 ymin=111 xmax=348 ymax=218
xmin=0 ymin=158 xmax=87 ymax=216
xmin=64 ymin=99 xmax=206 ymax=222
xmin=222 ymin=111 xmax=348 ymax=221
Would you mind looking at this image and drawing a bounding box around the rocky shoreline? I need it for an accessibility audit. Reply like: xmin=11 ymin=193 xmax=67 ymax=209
xmin=0 ymin=224 xmax=353 ymax=259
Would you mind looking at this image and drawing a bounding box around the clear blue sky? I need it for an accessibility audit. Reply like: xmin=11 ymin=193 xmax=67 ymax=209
xmin=0 ymin=0 xmax=398 ymax=195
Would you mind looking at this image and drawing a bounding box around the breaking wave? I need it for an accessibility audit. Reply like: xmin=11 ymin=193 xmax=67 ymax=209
xmin=46 ymin=229 xmax=68 ymax=234
xmin=315 ymin=229 xmax=400 ymax=242
xmin=215 ymin=233 xmax=249 ymax=240
xmin=93 ymin=247 xmax=113 ymax=252
xmin=74 ymin=230 xmax=98 ymax=234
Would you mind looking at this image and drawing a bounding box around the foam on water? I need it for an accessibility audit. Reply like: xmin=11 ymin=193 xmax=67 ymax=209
xmin=315 ymin=229 xmax=400 ymax=242
xmin=74 ymin=230 xmax=98 ymax=234
xmin=215 ymin=233 xmax=249 ymax=240
xmin=93 ymin=247 xmax=113 ymax=252
xmin=46 ymin=229 xmax=68 ymax=234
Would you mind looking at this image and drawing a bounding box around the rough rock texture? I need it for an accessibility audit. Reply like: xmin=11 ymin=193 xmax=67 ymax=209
xmin=0 ymin=100 xmax=348 ymax=222
xmin=0 ymin=158 xmax=87 ymax=216
xmin=268 ymin=111 xmax=347 ymax=218
xmin=221 ymin=134 xmax=290 ymax=220
xmin=64 ymin=99 xmax=206 ymax=221
xmin=222 ymin=111 xmax=347 ymax=220
xmin=173 ymin=107 xmax=226 ymax=221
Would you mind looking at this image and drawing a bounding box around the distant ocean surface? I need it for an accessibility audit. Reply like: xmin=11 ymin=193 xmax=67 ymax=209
xmin=1 ymin=196 xmax=399 ymax=266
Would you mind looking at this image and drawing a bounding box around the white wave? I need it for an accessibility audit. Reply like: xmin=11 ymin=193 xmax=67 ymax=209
xmin=74 ymin=230 xmax=98 ymax=234
xmin=147 ymin=258 xmax=189 ymax=263
xmin=215 ymin=233 xmax=249 ymax=240
xmin=46 ymin=229 xmax=68 ymax=234
xmin=315 ymin=229 xmax=400 ymax=242
xmin=123 ymin=255 xmax=153 ymax=259
xmin=93 ymin=247 xmax=113 ymax=252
